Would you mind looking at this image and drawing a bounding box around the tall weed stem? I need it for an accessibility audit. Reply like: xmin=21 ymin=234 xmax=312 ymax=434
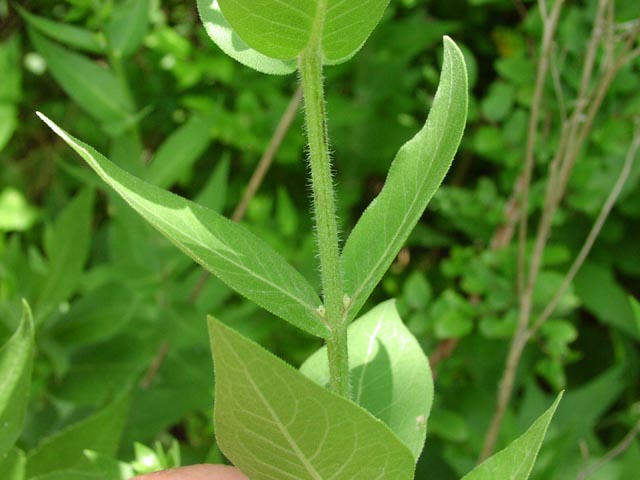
xmin=299 ymin=44 xmax=350 ymax=399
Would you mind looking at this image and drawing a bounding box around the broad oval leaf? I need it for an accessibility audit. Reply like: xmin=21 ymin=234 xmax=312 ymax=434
xmin=205 ymin=0 xmax=390 ymax=69
xmin=462 ymin=393 xmax=563 ymax=480
xmin=217 ymin=0 xmax=315 ymax=60
xmin=208 ymin=317 xmax=415 ymax=480
xmin=197 ymin=0 xmax=297 ymax=75
xmin=0 ymin=301 xmax=34 ymax=457
xmin=322 ymin=0 xmax=390 ymax=65
xmin=38 ymin=114 xmax=329 ymax=338
xmin=300 ymin=300 xmax=433 ymax=461
xmin=341 ymin=36 xmax=468 ymax=321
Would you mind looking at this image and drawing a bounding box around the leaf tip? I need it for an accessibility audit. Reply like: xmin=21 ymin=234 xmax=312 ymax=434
xmin=206 ymin=315 xmax=227 ymax=351
xmin=20 ymin=298 xmax=34 ymax=328
xmin=36 ymin=111 xmax=59 ymax=136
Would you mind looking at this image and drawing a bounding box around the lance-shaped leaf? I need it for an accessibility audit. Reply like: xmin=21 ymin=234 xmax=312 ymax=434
xmin=341 ymin=37 xmax=468 ymax=321
xmin=300 ymin=300 xmax=433 ymax=461
xmin=29 ymin=30 xmax=133 ymax=135
xmin=209 ymin=317 xmax=415 ymax=480
xmin=462 ymin=393 xmax=563 ymax=480
xmin=322 ymin=0 xmax=391 ymax=65
xmin=144 ymin=113 xmax=214 ymax=189
xmin=16 ymin=5 xmax=105 ymax=54
xmin=26 ymin=394 xmax=129 ymax=477
xmin=0 ymin=301 xmax=34 ymax=457
xmin=38 ymin=114 xmax=328 ymax=338
xmin=197 ymin=0 xmax=296 ymax=75
xmin=106 ymin=0 xmax=150 ymax=58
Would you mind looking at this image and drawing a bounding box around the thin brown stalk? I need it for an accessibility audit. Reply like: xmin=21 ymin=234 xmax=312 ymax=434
xmin=517 ymin=0 xmax=565 ymax=298
xmin=554 ymin=21 xmax=640 ymax=206
xmin=481 ymin=0 xmax=565 ymax=460
xmin=480 ymin=5 xmax=639 ymax=461
xmin=529 ymin=127 xmax=640 ymax=338
xmin=576 ymin=417 xmax=640 ymax=480
xmin=232 ymin=85 xmax=304 ymax=222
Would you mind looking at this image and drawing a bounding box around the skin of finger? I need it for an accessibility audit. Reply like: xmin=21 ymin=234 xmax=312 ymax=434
xmin=132 ymin=464 xmax=249 ymax=480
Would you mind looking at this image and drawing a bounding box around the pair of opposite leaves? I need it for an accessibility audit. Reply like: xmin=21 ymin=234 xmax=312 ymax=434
xmin=197 ymin=0 xmax=391 ymax=74
xmin=36 ymin=1 xmax=469 ymax=478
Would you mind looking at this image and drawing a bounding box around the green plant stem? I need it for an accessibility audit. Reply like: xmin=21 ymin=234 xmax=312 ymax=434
xmin=299 ymin=42 xmax=350 ymax=399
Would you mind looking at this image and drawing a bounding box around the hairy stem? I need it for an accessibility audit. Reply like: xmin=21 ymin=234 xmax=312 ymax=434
xmin=299 ymin=38 xmax=349 ymax=398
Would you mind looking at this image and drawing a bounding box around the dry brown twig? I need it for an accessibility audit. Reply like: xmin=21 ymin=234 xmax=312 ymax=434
xmin=480 ymin=0 xmax=640 ymax=461
xmin=575 ymin=416 xmax=640 ymax=480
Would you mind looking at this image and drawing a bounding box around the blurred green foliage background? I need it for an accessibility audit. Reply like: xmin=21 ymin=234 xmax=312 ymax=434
xmin=0 ymin=0 xmax=639 ymax=478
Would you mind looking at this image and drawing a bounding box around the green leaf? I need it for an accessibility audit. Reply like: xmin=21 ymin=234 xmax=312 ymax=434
xmin=207 ymin=0 xmax=389 ymax=67
xmin=36 ymin=189 xmax=94 ymax=317
xmin=15 ymin=5 xmax=105 ymax=54
xmin=216 ymin=0 xmax=315 ymax=60
xmin=461 ymin=392 xmax=563 ymax=480
xmin=208 ymin=317 xmax=415 ymax=480
xmin=50 ymin=284 xmax=136 ymax=348
xmin=195 ymin=154 xmax=230 ymax=213
xmin=322 ymin=0 xmax=390 ymax=64
xmin=29 ymin=29 xmax=133 ymax=134
xmin=402 ymin=271 xmax=432 ymax=311
xmin=38 ymin=114 xmax=328 ymax=338
xmin=0 ymin=448 xmax=26 ymax=480
xmin=28 ymin=470 xmax=103 ymax=480
xmin=573 ymin=262 xmax=638 ymax=339
xmin=106 ymin=0 xmax=150 ymax=58
xmin=0 ymin=104 xmax=17 ymax=152
xmin=0 ymin=302 xmax=34 ymax=457
xmin=300 ymin=300 xmax=433 ymax=461
xmin=0 ymin=34 xmax=21 ymax=102
xmin=0 ymin=187 xmax=39 ymax=232
xmin=26 ymin=394 xmax=129 ymax=477
xmin=0 ymin=34 xmax=21 ymax=152
xmin=197 ymin=0 xmax=297 ymax=75
xmin=630 ymin=296 xmax=640 ymax=337
xmin=145 ymin=114 xmax=213 ymax=189
xmin=341 ymin=37 xmax=468 ymax=321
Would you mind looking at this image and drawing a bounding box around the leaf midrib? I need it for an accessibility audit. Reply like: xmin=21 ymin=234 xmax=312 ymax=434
xmin=38 ymin=114 xmax=330 ymax=337
xmin=123 ymin=189 xmax=324 ymax=324
xmin=222 ymin=331 xmax=324 ymax=480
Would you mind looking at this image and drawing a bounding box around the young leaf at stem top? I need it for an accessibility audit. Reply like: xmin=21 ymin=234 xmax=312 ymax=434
xmin=217 ymin=0 xmax=316 ymax=60
xmin=37 ymin=113 xmax=329 ymax=339
xmin=341 ymin=36 xmax=468 ymax=322
xmin=197 ymin=0 xmax=297 ymax=75
xmin=207 ymin=0 xmax=391 ymax=72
